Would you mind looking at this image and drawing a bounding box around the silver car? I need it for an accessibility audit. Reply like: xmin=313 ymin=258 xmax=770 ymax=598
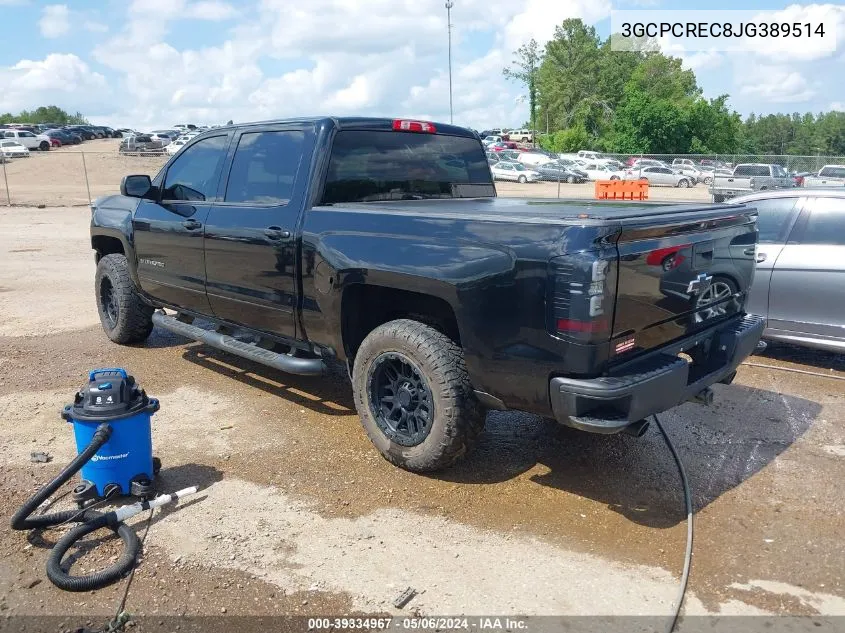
xmin=730 ymin=188 xmax=845 ymax=352
xmin=626 ymin=166 xmax=694 ymax=187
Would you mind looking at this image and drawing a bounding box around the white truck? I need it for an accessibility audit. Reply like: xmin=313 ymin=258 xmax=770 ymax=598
xmin=1 ymin=129 xmax=52 ymax=151
xmin=709 ymin=163 xmax=794 ymax=202
xmin=802 ymin=165 xmax=845 ymax=188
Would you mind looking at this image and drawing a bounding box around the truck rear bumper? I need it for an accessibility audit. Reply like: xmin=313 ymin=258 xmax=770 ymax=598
xmin=549 ymin=314 xmax=765 ymax=433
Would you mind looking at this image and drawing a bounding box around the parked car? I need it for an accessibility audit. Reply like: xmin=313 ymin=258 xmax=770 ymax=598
xmin=581 ymin=162 xmax=626 ymax=181
xmin=0 ymin=140 xmax=31 ymax=158
xmin=89 ymin=115 xmax=763 ymax=471
xmin=729 ymin=188 xmax=845 ymax=352
xmin=627 ymin=166 xmax=694 ymax=187
xmin=166 ymin=138 xmax=189 ymax=155
xmin=148 ymin=131 xmax=177 ymax=146
xmin=1 ymin=129 xmax=51 ymax=151
xmin=482 ymin=135 xmax=502 ymax=146
xmin=46 ymin=129 xmax=82 ymax=145
xmin=536 ymin=161 xmax=587 ymax=183
xmin=491 ymin=161 xmax=540 ymax=183
xmin=510 ymin=129 xmax=533 ymax=143
xmin=630 ymin=158 xmax=668 ymax=169
xmin=577 ymin=150 xmax=603 ymax=161
xmin=710 ymin=163 xmax=794 ymax=202
xmin=66 ymin=126 xmax=97 ymax=140
xmin=517 ymin=151 xmax=555 ymax=167
xmin=802 ymin=165 xmax=845 ymax=188
xmin=119 ymin=134 xmax=165 ymax=154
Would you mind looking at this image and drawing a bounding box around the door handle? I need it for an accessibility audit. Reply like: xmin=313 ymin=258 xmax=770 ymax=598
xmin=744 ymin=247 xmax=767 ymax=263
xmin=182 ymin=219 xmax=202 ymax=230
xmin=265 ymin=226 xmax=291 ymax=240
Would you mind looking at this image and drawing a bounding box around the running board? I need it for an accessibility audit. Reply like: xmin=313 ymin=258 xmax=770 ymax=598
xmin=152 ymin=311 xmax=325 ymax=376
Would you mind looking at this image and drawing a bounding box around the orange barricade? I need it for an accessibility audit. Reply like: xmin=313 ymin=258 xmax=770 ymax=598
xmin=594 ymin=179 xmax=649 ymax=200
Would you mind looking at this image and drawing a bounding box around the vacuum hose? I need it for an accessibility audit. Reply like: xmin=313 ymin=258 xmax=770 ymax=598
xmin=11 ymin=423 xmax=198 ymax=592
xmin=9 ymin=423 xmax=142 ymax=591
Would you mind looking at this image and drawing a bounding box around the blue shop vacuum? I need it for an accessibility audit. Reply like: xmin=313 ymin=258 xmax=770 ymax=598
xmin=11 ymin=368 xmax=198 ymax=592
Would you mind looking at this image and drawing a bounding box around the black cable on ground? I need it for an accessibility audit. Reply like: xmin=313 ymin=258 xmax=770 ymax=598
xmin=653 ymin=413 xmax=694 ymax=633
xmin=10 ymin=422 xmax=142 ymax=592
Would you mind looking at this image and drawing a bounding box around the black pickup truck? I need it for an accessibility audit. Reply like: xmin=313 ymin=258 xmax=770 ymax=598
xmin=90 ymin=117 xmax=764 ymax=472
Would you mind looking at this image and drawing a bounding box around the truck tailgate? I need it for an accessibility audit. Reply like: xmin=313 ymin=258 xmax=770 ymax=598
xmin=609 ymin=207 xmax=757 ymax=360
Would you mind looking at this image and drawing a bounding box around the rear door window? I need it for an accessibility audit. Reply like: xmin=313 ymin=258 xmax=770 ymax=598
xmin=322 ymin=130 xmax=493 ymax=203
xmin=224 ymin=130 xmax=305 ymax=205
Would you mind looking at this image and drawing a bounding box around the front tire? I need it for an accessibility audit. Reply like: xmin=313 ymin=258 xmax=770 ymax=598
xmin=352 ymin=319 xmax=485 ymax=472
xmin=39 ymin=141 xmax=50 ymax=151
xmin=678 ymin=178 xmax=690 ymax=188
xmin=95 ymin=254 xmax=154 ymax=344
xmin=518 ymin=175 xmax=527 ymax=183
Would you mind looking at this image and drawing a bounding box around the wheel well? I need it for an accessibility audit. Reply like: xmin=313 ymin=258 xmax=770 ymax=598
xmin=341 ymin=285 xmax=460 ymax=360
xmin=92 ymin=236 xmax=125 ymax=262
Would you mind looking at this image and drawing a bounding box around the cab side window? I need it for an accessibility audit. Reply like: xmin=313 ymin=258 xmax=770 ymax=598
xmin=797 ymin=197 xmax=845 ymax=246
xmin=224 ymin=131 xmax=305 ymax=205
xmin=162 ymin=135 xmax=229 ymax=202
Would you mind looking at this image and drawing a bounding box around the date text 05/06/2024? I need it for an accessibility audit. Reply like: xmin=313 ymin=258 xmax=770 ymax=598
xmin=307 ymin=617 xmax=530 ymax=630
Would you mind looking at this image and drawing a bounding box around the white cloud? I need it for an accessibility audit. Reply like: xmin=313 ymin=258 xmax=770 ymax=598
xmin=127 ymin=0 xmax=236 ymax=22
xmin=831 ymin=102 xmax=845 ymax=111
xmin=0 ymin=54 xmax=109 ymax=113
xmin=38 ymin=4 xmax=70 ymax=38
xmin=84 ymin=22 xmax=109 ymax=33
xmin=739 ymin=65 xmax=815 ymax=103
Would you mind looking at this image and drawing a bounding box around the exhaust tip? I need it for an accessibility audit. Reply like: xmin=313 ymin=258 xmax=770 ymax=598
xmin=622 ymin=419 xmax=650 ymax=437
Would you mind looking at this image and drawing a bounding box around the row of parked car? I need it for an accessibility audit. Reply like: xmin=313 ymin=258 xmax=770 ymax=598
xmin=485 ymin=145 xmax=709 ymax=188
xmin=118 ymin=125 xmax=218 ymax=156
xmin=0 ymin=123 xmax=136 ymax=160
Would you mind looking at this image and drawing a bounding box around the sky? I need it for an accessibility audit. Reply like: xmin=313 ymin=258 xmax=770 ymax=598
xmin=0 ymin=0 xmax=843 ymax=130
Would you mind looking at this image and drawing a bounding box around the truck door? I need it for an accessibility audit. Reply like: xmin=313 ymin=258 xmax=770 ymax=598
xmin=203 ymin=125 xmax=311 ymax=339
xmin=132 ymin=133 xmax=231 ymax=313
xmin=768 ymin=196 xmax=845 ymax=342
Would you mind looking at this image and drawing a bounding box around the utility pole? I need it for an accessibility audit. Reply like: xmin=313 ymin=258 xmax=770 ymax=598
xmin=446 ymin=1 xmax=454 ymax=124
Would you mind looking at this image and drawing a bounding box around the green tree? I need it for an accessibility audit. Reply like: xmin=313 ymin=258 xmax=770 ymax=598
xmin=503 ymin=39 xmax=542 ymax=140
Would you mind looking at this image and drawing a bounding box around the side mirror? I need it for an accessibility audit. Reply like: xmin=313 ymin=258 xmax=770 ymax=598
xmin=121 ymin=174 xmax=152 ymax=198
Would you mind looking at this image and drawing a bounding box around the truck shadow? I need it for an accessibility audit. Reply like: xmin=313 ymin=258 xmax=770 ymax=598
xmin=180 ymin=346 xmax=355 ymax=416
xmin=440 ymin=384 xmax=821 ymax=529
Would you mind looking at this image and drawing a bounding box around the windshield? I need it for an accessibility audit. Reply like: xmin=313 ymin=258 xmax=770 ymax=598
xmin=322 ymin=130 xmax=494 ymax=203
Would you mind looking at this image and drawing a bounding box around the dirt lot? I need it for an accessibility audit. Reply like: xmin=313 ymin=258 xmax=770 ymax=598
xmin=1 ymin=206 xmax=844 ymax=631
xmin=0 ymin=139 xmax=712 ymax=207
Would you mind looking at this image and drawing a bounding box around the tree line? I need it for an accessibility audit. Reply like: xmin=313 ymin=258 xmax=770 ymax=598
xmin=0 ymin=105 xmax=89 ymax=126
xmin=503 ymin=19 xmax=845 ymax=157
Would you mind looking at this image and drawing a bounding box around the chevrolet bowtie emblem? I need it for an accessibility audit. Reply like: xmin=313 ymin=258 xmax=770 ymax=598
xmin=686 ymin=273 xmax=713 ymax=295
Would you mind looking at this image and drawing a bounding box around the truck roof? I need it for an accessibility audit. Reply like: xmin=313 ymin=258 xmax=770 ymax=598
xmin=207 ymin=117 xmax=480 ymax=139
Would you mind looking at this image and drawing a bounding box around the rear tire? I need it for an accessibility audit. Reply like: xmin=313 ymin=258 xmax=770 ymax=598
xmin=352 ymin=319 xmax=486 ymax=472
xmin=678 ymin=179 xmax=690 ymax=188
xmin=518 ymin=175 xmax=527 ymax=183
xmin=39 ymin=141 xmax=49 ymax=151
xmin=713 ymin=195 xmax=725 ymax=203
xmin=95 ymin=254 xmax=154 ymax=344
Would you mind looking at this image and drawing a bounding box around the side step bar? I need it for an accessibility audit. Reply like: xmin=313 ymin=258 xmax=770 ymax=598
xmin=152 ymin=311 xmax=325 ymax=376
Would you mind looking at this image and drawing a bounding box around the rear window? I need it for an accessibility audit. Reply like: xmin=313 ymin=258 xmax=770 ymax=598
xmin=734 ymin=165 xmax=771 ymax=177
xmin=820 ymin=166 xmax=845 ymax=178
xmin=321 ymin=130 xmax=493 ymax=204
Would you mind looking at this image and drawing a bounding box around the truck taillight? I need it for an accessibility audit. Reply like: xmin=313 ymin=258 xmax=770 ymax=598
xmin=392 ymin=119 xmax=437 ymax=133
xmin=548 ymin=250 xmax=617 ymax=343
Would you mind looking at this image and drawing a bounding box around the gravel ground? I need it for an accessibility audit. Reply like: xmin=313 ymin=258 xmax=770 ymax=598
xmin=1 ymin=206 xmax=843 ymax=632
